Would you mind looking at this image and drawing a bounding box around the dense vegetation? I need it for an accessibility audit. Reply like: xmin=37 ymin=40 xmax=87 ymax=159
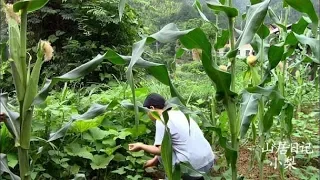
xmin=0 ymin=0 xmax=319 ymax=180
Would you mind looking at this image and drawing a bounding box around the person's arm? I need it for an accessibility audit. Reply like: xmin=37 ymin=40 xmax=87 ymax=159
xmin=140 ymin=144 xmax=161 ymax=155
xmin=128 ymin=143 xmax=161 ymax=155
xmin=144 ymin=155 xmax=159 ymax=168
xmin=0 ymin=113 xmax=5 ymax=122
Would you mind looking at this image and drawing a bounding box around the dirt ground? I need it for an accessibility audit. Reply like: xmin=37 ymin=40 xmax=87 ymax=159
xmin=235 ymin=148 xmax=299 ymax=180
xmin=146 ymin=147 xmax=318 ymax=180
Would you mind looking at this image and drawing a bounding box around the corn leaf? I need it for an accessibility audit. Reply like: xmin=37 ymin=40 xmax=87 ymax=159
xmin=235 ymin=0 xmax=270 ymax=49
xmin=239 ymin=91 xmax=260 ymax=138
xmin=161 ymin=128 xmax=173 ymax=179
xmin=205 ymin=0 xmax=238 ymax=17
xmin=118 ymin=0 xmax=127 ymax=21
xmin=34 ymin=54 xmax=105 ymax=105
xmin=293 ymin=33 xmax=320 ymax=64
xmin=0 ymin=154 xmax=20 ymax=180
xmin=193 ymin=0 xmax=210 ymax=22
xmin=48 ymin=102 xmax=117 ymax=142
xmin=257 ymin=24 xmax=270 ymax=39
xmin=268 ymin=44 xmax=285 ymax=69
xmin=284 ymin=0 xmax=318 ymax=34
xmin=283 ymin=103 xmax=293 ymax=139
xmin=246 ymin=85 xmax=285 ymax=132
xmin=214 ymin=29 xmax=229 ymax=50
xmin=179 ymin=28 xmax=237 ymax=100
xmin=0 ymin=94 xmax=20 ymax=145
xmin=13 ymin=0 xmax=49 ymax=13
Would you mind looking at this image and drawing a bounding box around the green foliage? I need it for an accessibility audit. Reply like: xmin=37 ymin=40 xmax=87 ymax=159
xmin=1 ymin=0 xmax=319 ymax=179
xmin=1 ymin=0 xmax=143 ymax=91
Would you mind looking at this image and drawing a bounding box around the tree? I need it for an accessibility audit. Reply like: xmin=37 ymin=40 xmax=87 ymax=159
xmin=1 ymin=0 xmax=144 ymax=91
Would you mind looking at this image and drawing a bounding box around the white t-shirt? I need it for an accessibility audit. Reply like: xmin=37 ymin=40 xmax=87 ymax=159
xmin=154 ymin=110 xmax=215 ymax=170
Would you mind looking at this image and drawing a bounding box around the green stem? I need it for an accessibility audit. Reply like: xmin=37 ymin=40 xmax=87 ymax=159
xmin=226 ymin=1 xmax=237 ymax=179
xmin=215 ymin=14 xmax=219 ymax=64
xmin=20 ymin=8 xmax=28 ymax=89
xmin=279 ymin=59 xmax=287 ymax=140
xmin=278 ymin=6 xmax=290 ymax=179
xmin=229 ymin=18 xmax=236 ymax=92
xmin=258 ymin=35 xmax=265 ymax=180
xmin=210 ymin=95 xmax=216 ymax=148
xmin=258 ymin=99 xmax=265 ymax=180
xmin=224 ymin=97 xmax=238 ymax=180
xmin=18 ymin=148 xmax=30 ymax=180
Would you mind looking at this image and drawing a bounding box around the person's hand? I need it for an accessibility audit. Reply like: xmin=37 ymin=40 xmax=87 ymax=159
xmin=128 ymin=142 xmax=144 ymax=152
xmin=144 ymin=157 xmax=158 ymax=168
xmin=0 ymin=113 xmax=5 ymax=123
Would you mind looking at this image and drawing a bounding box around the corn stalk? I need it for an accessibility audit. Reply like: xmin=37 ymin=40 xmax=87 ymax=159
xmin=1 ymin=1 xmax=128 ymax=179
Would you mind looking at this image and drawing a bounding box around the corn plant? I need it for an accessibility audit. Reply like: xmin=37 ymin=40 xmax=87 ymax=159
xmin=0 ymin=0 xmax=125 ymax=179
xmin=115 ymin=0 xmax=318 ymax=180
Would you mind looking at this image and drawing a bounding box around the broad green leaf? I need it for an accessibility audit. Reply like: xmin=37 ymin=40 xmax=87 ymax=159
xmin=112 ymin=167 xmax=126 ymax=175
xmin=292 ymin=16 xmax=311 ymax=35
xmin=246 ymin=85 xmax=285 ymax=132
xmin=90 ymin=155 xmax=114 ymax=170
xmin=13 ymin=0 xmax=49 ymax=13
xmin=64 ymin=143 xmax=93 ymax=160
xmin=0 ymin=154 xmax=20 ymax=180
xmin=114 ymin=130 xmax=132 ymax=140
xmin=86 ymin=127 xmax=110 ymax=140
xmin=268 ymin=44 xmax=284 ymax=69
xmin=205 ymin=0 xmax=238 ymax=17
xmin=214 ymin=30 xmax=229 ymax=50
xmin=34 ymin=54 xmax=106 ymax=105
xmin=129 ymin=151 xmax=145 ymax=157
xmin=284 ymin=0 xmax=318 ymax=33
xmin=285 ymin=32 xmax=298 ymax=45
xmin=128 ymin=124 xmax=149 ymax=137
xmin=48 ymin=102 xmax=117 ymax=142
xmin=72 ymin=174 xmax=86 ymax=180
xmin=105 ymin=145 xmax=121 ymax=156
xmin=102 ymin=138 xmax=117 ymax=147
xmin=250 ymin=0 xmax=262 ymax=4
xmin=239 ymin=91 xmax=260 ymax=138
xmin=0 ymin=94 xmax=20 ymax=144
xmin=257 ymin=24 xmax=270 ymax=39
xmin=180 ymin=162 xmax=212 ymax=180
xmin=235 ymin=0 xmax=270 ymax=48
xmin=161 ymin=128 xmax=173 ymax=180
xmin=126 ymin=175 xmax=142 ymax=180
xmin=120 ymin=100 xmax=149 ymax=113
xmin=179 ymin=28 xmax=237 ymax=100
xmin=118 ymin=0 xmax=127 ymax=21
xmin=6 ymin=154 xmax=18 ymax=169
xmin=293 ymin=33 xmax=320 ymax=64
xmin=283 ymin=103 xmax=293 ymax=139
xmin=69 ymin=164 xmax=80 ymax=175
xmin=113 ymin=153 xmax=126 ymax=162
xmin=71 ymin=115 xmax=104 ymax=133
